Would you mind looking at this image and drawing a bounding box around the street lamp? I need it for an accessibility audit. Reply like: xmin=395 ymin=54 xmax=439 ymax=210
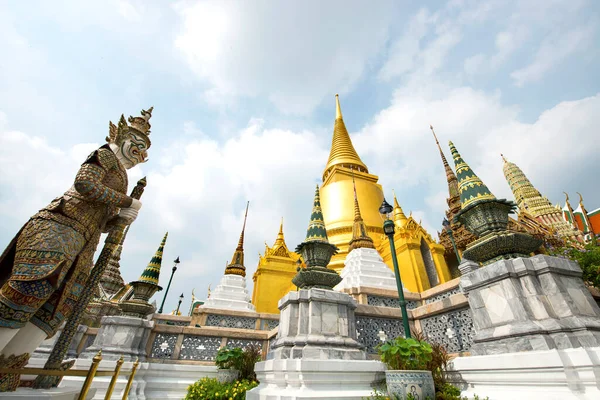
xmin=442 ymin=218 xmax=461 ymax=264
xmin=379 ymin=198 xmax=412 ymax=339
xmin=158 ymin=256 xmax=180 ymax=314
xmin=176 ymin=293 xmax=184 ymax=315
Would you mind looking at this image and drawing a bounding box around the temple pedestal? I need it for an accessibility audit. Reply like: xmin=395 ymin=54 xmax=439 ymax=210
xmin=200 ymin=274 xmax=255 ymax=312
xmin=334 ymin=248 xmax=398 ymax=292
xmin=247 ymin=289 xmax=385 ymax=399
xmin=32 ymin=324 xmax=87 ymax=359
xmin=79 ymin=316 xmax=154 ymax=361
xmin=450 ymin=346 xmax=600 ymax=400
xmin=460 ymin=254 xmax=600 ymax=355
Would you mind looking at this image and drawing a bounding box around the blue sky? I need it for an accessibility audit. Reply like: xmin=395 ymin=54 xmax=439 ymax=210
xmin=1 ymin=0 xmax=599 ymax=313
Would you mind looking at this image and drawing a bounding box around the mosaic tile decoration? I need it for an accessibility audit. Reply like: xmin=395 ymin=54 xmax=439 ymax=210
xmin=366 ymin=295 xmax=419 ymax=310
xmin=225 ymin=338 xmax=263 ymax=351
xmin=356 ymin=316 xmax=405 ymax=354
xmin=420 ymin=307 xmax=474 ymax=353
xmin=261 ymin=319 xmax=279 ymax=330
xmin=149 ymin=333 xmax=178 ymax=359
xmin=178 ymin=335 xmax=222 ymax=361
xmin=205 ymin=314 xmax=257 ymax=330
xmin=423 ymin=287 xmax=461 ymax=304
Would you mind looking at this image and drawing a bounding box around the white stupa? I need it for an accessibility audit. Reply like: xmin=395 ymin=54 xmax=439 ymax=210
xmin=201 ymin=202 xmax=256 ymax=311
xmin=334 ymin=182 xmax=398 ymax=292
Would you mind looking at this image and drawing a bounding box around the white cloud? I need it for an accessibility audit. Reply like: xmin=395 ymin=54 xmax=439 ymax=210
xmin=511 ymin=21 xmax=597 ymax=87
xmin=173 ymin=0 xmax=397 ymax=115
xmin=353 ymin=81 xmax=600 ymax=233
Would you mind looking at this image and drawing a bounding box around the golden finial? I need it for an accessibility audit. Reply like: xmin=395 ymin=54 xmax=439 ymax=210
xmin=501 ymin=153 xmax=507 ymax=163
xmin=392 ymin=190 xmax=408 ymax=226
xmin=335 ymin=94 xmax=342 ymax=119
xmin=564 ymin=192 xmax=570 ymax=202
xmin=429 ymin=125 xmax=439 ymax=144
xmin=577 ymin=192 xmax=584 ymax=204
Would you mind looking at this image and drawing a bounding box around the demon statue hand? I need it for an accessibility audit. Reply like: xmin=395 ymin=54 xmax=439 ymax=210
xmin=0 ymin=107 xmax=153 ymax=391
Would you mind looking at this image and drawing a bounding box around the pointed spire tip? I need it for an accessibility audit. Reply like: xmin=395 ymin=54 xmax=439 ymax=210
xmin=335 ymin=94 xmax=343 ymax=119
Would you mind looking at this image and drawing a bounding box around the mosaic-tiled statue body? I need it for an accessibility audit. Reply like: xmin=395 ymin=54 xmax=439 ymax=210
xmin=0 ymin=145 xmax=132 ymax=336
xmin=0 ymin=107 xmax=153 ymax=391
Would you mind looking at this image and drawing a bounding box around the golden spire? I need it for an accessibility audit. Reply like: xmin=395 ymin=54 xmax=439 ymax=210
xmin=349 ymin=170 xmax=375 ymax=251
xmin=501 ymin=153 xmax=507 ymax=163
xmin=225 ymin=201 xmax=249 ymax=277
xmin=430 ymin=125 xmax=459 ymax=199
xmin=274 ymin=217 xmax=285 ymax=246
xmin=323 ymin=94 xmax=368 ymax=180
xmin=392 ymin=190 xmax=408 ymax=226
xmin=336 ymin=93 xmax=343 ymax=119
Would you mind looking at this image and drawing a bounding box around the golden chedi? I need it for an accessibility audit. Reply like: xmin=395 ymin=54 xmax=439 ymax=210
xmin=251 ymin=95 xmax=453 ymax=312
xmin=320 ymin=95 xmax=386 ymax=272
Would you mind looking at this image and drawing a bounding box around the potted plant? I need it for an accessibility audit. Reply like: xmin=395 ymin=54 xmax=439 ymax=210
xmin=215 ymin=347 xmax=243 ymax=383
xmin=378 ymin=336 xmax=436 ymax=399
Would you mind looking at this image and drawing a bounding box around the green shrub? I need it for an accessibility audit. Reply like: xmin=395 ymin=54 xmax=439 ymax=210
xmin=185 ymin=377 xmax=258 ymax=400
xmin=549 ymin=242 xmax=600 ymax=289
xmin=237 ymin=345 xmax=262 ymax=381
xmin=411 ymin=331 xmax=453 ymax=390
xmin=215 ymin=347 xmax=244 ymax=370
xmin=377 ymin=337 xmax=433 ymax=371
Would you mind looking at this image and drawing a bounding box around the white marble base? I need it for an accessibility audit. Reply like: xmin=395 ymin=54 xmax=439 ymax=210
xmin=246 ymin=359 xmax=386 ymax=400
xmin=335 ymin=248 xmax=398 ymax=292
xmin=450 ymin=346 xmax=600 ymax=400
xmin=200 ymin=274 xmax=256 ymax=311
xmin=0 ymin=387 xmax=96 ymax=400
xmin=79 ymin=316 xmax=154 ymax=362
xmin=53 ymin=356 xmax=217 ymax=400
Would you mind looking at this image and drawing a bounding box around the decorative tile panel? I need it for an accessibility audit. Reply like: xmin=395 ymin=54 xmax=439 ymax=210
xmin=150 ymin=333 xmax=178 ymax=359
xmin=178 ymin=335 xmax=222 ymax=361
xmin=261 ymin=319 xmax=279 ymax=330
xmin=367 ymin=295 xmax=418 ymax=310
xmin=225 ymin=338 xmax=263 ymax=351
xmin=206 ymin=314 xmax=257 ymax=330
xmin=424 ymin=287 xmax=461 ymax=304
xmin=420 ymin=307 xmax=474 ymax=353
xmin=356 ymin=316 xmax=405 ymax=354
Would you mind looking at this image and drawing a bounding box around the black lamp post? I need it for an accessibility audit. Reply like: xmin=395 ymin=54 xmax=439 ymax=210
xmin=379 ymin=198 xmax=411 ymax=339
xmin=442 ymin=218 xmax=461 ymax=264
xmin=176 ymin=293 xmax=184 ymax=315
xmin=158 ymin=256 xmax=180 ymax=314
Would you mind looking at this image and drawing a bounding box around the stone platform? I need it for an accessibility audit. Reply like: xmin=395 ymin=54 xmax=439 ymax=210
xmin=0 ymin=387 xmax=96 ymax=400
xmin=80 ymin=316 xmax=154 ymax=361
xmin=461 ymin=254 xmax=600 ymax=355
xmin=248 ymin=288 xmax=386 ymax=399
xmin=247 ymin=359 xmax=385 ymax=400
xmin=450 ymin=346 xmax=600 ymax=400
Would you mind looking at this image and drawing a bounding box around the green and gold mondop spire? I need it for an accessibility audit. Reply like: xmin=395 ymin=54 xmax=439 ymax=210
xmin=305 ymin=185 xmax=329 ymax=242
xmin=138 ymin=232 xmax=168 ymax=286
xmin=293 ymin=185 xmax=341 ymax=289
xmin=449 ymin=141 xmax=496 ymax=209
